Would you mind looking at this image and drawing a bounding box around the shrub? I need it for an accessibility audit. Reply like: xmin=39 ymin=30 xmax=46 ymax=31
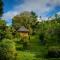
xmin=16 ymin=51 xmax=36 ymax=60
xmin=20 ymin=36 xmax=30 ymax=50
xmin=46 ymin=46 xmax=60 ymax=58
xmin=0 ymin=39 xmax=16 ymax=60
xmin=0 ymin=29 xmax=5 ymax=40
xmin=39 ymin=32 xmax=46 ymax=45
xmin=5 ymin=32 xmax=13 ymax=39
xmin=44 ymin=23 xmax=60 ymax=46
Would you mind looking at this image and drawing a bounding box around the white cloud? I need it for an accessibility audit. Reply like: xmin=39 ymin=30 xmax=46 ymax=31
xmin=2 ymin=11 xmax=18 ymax=20
xmin=2 ymin=0 xmax=60 ymax=24
xmin=37 ymin=17 xmax=42 ymax=22
xmin=2 ymin=0 xmax=49 ymax=23
xmin=14 ymin=0 xmax=49 ymax=15
xmin=57 ymin=12 xmax=60 ymax=15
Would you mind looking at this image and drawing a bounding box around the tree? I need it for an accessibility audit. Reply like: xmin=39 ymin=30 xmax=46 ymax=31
xmin=0 ymin=19 xmax=6 ymax=40
xmin=0 ymin=39 xmax=16 ymax=60
xmin=0 ymin=0 xmax=5 ymax=39
xmin=55 ymin=13 xmax=58 ymax=19
xmin=43 ymin=19 xmax=60 ymax=46
xmin=39 ymin=32 xmax=46 ymax=45
xmin=31 ymin=11 xmax=37 ymax=18
xmin=0 ymin=19 xmax=6 ymax=26
xmin=0 ymin=0 xmax=3 ymax=17
xmin=12 ymin=11 xmax=38 ymax=34
xmin=5 ymin=26 xmax=14 ymax=39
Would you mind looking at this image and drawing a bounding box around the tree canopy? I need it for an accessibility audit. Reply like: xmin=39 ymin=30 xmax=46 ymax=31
xmin=12 ymin=11 xmax=38 ymax=34
xmin=0 ymin=0 xmax=3 ymax=17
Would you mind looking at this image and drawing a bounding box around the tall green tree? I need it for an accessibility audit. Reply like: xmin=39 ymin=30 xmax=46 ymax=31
xmin=0 ymin=19 xmax=6 ymax=39
xmin=0 ymin=0 xmax=3 ymax=17
xmin=12 ymin=11 xmax=38 ymax=34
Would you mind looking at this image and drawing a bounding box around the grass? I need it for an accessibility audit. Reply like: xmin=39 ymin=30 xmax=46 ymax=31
xmin=29 ymin=35 xmax=47 ymax=52
xmin=15 ymin=35 xmax=48 ymax=60
xmin=16 ymin=51 xmax=36 ymax=60
xmin=16 ymin=51 xmax=48 ymax=60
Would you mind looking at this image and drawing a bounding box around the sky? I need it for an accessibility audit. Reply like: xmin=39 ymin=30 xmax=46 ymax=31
xmin=2 ymin=0 xmax=60 ymax=25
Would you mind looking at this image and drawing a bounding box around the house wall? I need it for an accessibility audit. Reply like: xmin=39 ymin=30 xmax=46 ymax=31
xmin=20 ymin=32 xmax=29 ymax=37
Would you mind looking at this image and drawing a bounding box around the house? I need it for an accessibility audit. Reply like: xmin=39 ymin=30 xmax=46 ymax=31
xmin=18 ymin=26 xmax=29 ymax=38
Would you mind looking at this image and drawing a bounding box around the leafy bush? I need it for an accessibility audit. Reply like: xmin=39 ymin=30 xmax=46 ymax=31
xmin=0 ymin=29 xmax=5 ymax=40
xmin=20 ymin=36 xmax=30 ymax=50
xmin=5 ymin=32 xmax=13 ymax=39
xmin=43 ymin=22 xmax=60 ymax=46
xmin=0 ymin=39 xmax=16 ymax=60
xmin=39 ymin=32 xmax=46 ymax=45
xmin=46 ymin=46 xmax=60 ymax=58
xmin=16 ymin=51 xmax=36 ymax=60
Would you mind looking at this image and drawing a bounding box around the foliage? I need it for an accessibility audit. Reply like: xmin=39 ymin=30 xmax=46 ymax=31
xmin=0 ymin=0 xmax=3 ymax=16
xmin=5 ymin=27 xmax=14 ymax=39
xmin=16 ymin=51 xmax=36 ymax=60
xmin=0 ymin=39 xmax=16 ymax=60
xmin=0 ymin=19 xmax=6 ymax=27
xmin=12 ymin=11 xmax=38 ymax=34
xmin=46 ymin=46 xmax=60 ymax=58
xmin=20 ymin=36 xmax=30 ymax=50
xmin=44 ymin=20 xmax=60 ymax=46
xmin=0 ymin=29 xmax=5 ymax=40
xmin=0 ymin=10 xmax=60 ymax=60
xmin=0 ymin=19 xmax=6 ymax=39
xmin=39 ymin=32 xmax=46 ymax=45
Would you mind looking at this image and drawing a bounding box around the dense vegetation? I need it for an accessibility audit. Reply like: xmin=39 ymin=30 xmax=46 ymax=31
xmin=0 ymin=0 xmax=3 ymax=17
xmin=0 ymin=1 xmax=60 ymax=59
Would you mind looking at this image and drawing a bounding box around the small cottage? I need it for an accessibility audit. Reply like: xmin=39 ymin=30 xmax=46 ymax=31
xmin=18 ymin=26 xmax=29 ymax=37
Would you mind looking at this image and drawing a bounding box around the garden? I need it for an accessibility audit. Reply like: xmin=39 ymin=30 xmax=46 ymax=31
xmin=0 ymin=0 xmax=60 ymax=60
